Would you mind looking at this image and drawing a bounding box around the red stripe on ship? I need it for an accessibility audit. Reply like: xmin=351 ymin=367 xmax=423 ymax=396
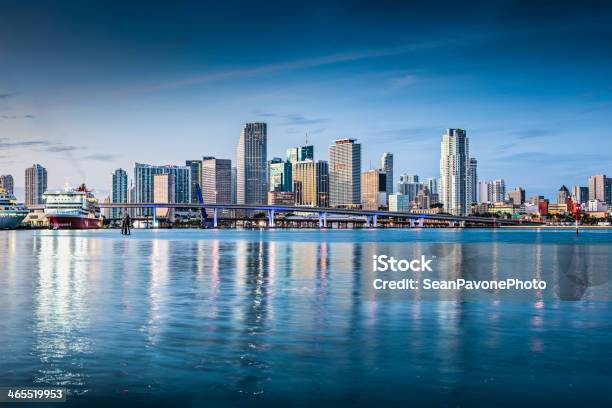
xmin=47 ymin=216 xmax=101 ymax=229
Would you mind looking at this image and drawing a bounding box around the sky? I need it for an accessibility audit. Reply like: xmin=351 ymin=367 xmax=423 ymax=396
xmin=1 ymin=0 xmax=611 ymax=201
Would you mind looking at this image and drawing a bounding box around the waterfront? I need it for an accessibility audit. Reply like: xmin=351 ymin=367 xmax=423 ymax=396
xmin=0 ymin=229 xmax=610 ymax=407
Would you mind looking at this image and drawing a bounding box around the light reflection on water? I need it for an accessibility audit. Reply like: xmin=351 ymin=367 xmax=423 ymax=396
xmin=0 ymin=229 xmax=610 ymax=407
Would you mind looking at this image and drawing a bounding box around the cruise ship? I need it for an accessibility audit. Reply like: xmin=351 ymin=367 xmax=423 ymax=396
xmin=44 ymin=184 xmax=102 ymax=229
xmin=0 ymin=188 xmax=29 ymax=229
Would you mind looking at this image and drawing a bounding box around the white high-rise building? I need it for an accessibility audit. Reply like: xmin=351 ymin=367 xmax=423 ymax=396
xmin=329 ymin=139 xmax=361 ymax=207
xmin=237 ymin=123 xmax=268 ymax=205
xmin=25 ymin=164 xmax=47 ymax=206
xmin=478 ymin=181 xmax=493 ymax=204
xmin=380 ymin=152 xmax=393 ymax=199
xmin=439 ymin=129 xmax=469 ymax=216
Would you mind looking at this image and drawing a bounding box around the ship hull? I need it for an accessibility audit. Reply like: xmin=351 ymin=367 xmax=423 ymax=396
xmin=47 ymin=216 xmax=101 ymax=230
xmin=0 ymin=215 xmax=27 ymax=229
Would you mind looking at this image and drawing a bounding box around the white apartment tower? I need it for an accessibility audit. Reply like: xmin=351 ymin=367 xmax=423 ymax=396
xmin=440 ymin=129 xmax=469 ymax=216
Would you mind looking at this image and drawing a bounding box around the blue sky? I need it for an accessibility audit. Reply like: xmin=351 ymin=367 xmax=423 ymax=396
xmin=1 ymin=0 xmax=611 ymax=200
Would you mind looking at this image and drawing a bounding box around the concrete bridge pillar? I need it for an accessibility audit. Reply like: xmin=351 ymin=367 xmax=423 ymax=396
xmin=409 ymin=219 xmax=415 ymax=228
xmin=323 ymin=212 xmax=327 ymax=228
xmin=448 ymin=220 xmax=455 ymax=228
xmin=418 ymin=218 xmax=424 ymax=228
xmin=373 ymin=214 xmax=378 ymax=228
xmin=459 ymin=220 xmax=466 ymax=228
xmin=213 ymin=208 xmax=218 ymax=228
xmin=318 ymin=212 xmax=323 ymax=228
xmin=152 ymin=210 xmax=157 ymax=228
xmin=268 ymin=209 xmax=275 ymax=228
xmin=365 ymin=216 xmax=371 ymax=228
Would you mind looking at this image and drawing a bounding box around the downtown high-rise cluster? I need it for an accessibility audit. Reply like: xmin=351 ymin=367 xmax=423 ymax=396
xmin=5 ymin=124 xmax=612 ymax=220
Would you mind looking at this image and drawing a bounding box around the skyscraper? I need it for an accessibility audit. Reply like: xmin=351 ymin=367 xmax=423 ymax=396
xmin=269 ymin=157 xmax=292 ymax=192
xmin=186 ymin=160 xmax=203 ymax=203
xmin=397 ymin=174 xmax=421 ymax=203
xmin=467 ymin=157 xmax=478 ymax=204
xmin=292 ymin=160 xmax=329 ymax=207
xmin=557 ymin=185 xmax=570 ymax=205
xmin=25 ymin=164 xmax=47 ymax=206
xmin=286 ymin=145 xmax=314 ymax=163
xmin=478 ymin=181 xmax=493 ymax=204
xmin=231 ymin=166 xmax=237 ymax=204
xmin=492 ymin=179 xmax=506 ymax=203
xmin=111 ymin=168 xmax=128 ymax=219
xmin=134 ymin=163 xmax=190 ymax=216
xmin=202 ymin=158 xmax=232 ymax=205
xmin=237 ymin=122 xmax=268 ymax=205
xmin=572 ymin=185 xmax=589 ymax=204
xmin=425 ymin=177 xmax=439 ymax=195
xmin=0 ymin=174 xmax=14 ymax=194
xmin=507 ymin=187 xmax=525 ymax=205
xmin=380 ymin=152 xmax=393 ymax=198
xmin=440 ymin=129 xmax=469 ymax=216
xmin=329 ymin=139 xmax=361 ymax=207
xmin=588 ymin=174 xmax=612 ymax=204
xmin=361 ymin=169 xmax=387 ymax=210
xmin=153 ymin=173 xmax=176 ymax=222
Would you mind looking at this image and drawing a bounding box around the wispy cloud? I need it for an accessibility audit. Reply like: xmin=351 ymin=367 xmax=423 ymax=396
xmin=256 ymin=112 xmax=328 ymax=126
xmin=128 ymin=35 xmax=480 ymax=93
xmin=84 ymin=153 xmax=119 ymax=161
xmin=0 ymin=137 xmax=83 ymax=154
xmin=388 ymin=74 xmax=418 ymax=91
xmin=0 ymin=92 xmax=20 ymax=99
xmin=0 ymin=114 xmax=35 ymax=120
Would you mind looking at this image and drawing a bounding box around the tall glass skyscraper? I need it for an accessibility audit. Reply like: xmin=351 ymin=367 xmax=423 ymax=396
xmin=111 ymin=168 xmax=128 ymax=219
xmin=380 ymin=152 xmax=393 ymax=198
xmin=440 ymin=129 xmax=469 ymax=216
xmin=186 ymin=160 xmax=203 ymax=203
xmin=133 ymin=163 xmax=190 ymax=216
xmin=286 ymin=145 xmax=314 ymax=163
xmin=237 ymin=123 xmax=268 ymax=205
xmin=25 ymin=164 xmax=47 ymax=206
xmin=467 ymin=157 xmax=478 ymax=204
xmin=269 ymin=157 xmax=292 ymax=192
xmin=329 ymin=139 xmax=361 ymax=207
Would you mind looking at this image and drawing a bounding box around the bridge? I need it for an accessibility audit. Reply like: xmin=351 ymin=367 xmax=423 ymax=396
xmin=90 ymin=203 xmax=539 ymax=228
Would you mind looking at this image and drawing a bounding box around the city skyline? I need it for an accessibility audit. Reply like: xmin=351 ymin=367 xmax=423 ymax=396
xmin=1 ymin=1 xmax=612 ymax=201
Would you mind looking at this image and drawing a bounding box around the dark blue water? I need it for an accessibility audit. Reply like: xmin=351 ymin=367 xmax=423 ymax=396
xmin=0 ymin=229 xmax=610 ymax=407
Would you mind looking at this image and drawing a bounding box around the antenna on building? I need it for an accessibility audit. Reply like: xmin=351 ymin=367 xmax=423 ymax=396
xmin=305 ymin=132 xmax=309 ymax=145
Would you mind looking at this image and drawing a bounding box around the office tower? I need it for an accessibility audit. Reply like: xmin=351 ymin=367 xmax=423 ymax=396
xmin=389 ymin=194 xmax=411 ymax=212
xmin=286 ymin=145 xmax=314 ymax=163
xmin=380 ymin=152 xmax=393 ymax=198
xmin=128 ymin=181 xmax=135 ymax=217
xmin=588 ymin=174 xmax=612 ymax=204
xmin=102 ymin=196 xmax=111 ymax=219
xmin=153 ymin=173 xmax=176 ymax=222
xmin=572 ymin=185 xmax=589 ymax=204
xmin=292 ymin=160 xmax=329 ymax=207
xmin=231 ymin=166 xmax=237 ymax=204
xmin=425 ymin=177 xmax=439 ymax=195
xmin=0 ymin=174 xmax=14 ymax=194
xmin=237 ymin=122 xmax=267 ymax=205
xmin=134 ymin=163 xmax=190 ymax=216
xmin=397 ymin=174 xmax=421 ymax=203
xmin=492 ymin=179 xmax=505 ymax=203
xmin=25 ymin=164 xmax=47 ymax=206
xmin=507 ymin=187 xmax=526 ymax=205
xmin=186 ymin=160 xmax=203 ymax=203
xmin=440 ymin=129 xmax=469 ymax=216
xmin=111 ymin=168 xmax=128 ymax=219
xmin=269 ymin=157 xmax=292 ymax=192
xmin=467 ymin=157 xmax=478 ymax=204
xmin=361 ymin=169 xmax=387 ymax=210
xmin=329 ymin=139 xmax=361 ymax=207
xmin=415 ymin=186 xmax=433 ymax=209
xmin=202 ymin=158 xmax=232 ymax=205
xmin=479 ymin=181 xmax=493 ymax=203
xmin=557 ymin=185 xmax=570 ymax=205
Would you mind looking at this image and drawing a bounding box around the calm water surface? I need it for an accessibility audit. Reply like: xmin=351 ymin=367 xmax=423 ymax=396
xmin=0 ymin=229 xmax=610 ymax=407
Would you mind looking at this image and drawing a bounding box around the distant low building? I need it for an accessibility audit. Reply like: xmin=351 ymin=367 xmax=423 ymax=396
xmin=548 ymin=203 xmax=568 ymax=215
xmin=587 ymin=199 xmax=608 ymax=212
